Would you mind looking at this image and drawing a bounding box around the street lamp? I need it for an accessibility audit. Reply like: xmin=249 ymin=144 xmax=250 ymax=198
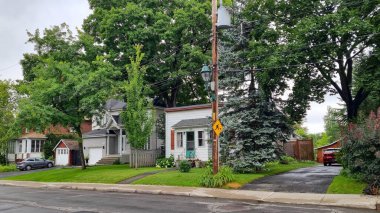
xmin=202 ymin=0 xmax=231 ymax=175
xmin=201 ymin=64 xmax=212 ymax=82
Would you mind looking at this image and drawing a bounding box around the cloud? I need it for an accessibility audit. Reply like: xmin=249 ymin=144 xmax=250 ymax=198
xmin=304 ymin=94 xmax=343 ymax=133
xmin=0 ymin=0 xmax=90 ymax=80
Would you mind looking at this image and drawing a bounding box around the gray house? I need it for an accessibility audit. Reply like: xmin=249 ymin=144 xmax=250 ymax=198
xmin=83 ymin=99 xmax=164 ymax=165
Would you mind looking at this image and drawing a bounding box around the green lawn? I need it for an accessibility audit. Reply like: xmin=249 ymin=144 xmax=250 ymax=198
xmin=0 ymin=164 xmax=17 ymax=173
xmin=133 ymin=161 xmax=318 ymax=188
xmin=327 ymin=175 xmax=367 ymax=194
xmin=3 ymin=165 xmax=162 ymax=184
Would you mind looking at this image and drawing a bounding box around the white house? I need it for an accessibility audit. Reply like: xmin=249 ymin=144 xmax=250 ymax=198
xmin=7 ymin=132 xmax=47 ymax=162
xmin=165 ymin=104 xmax=212 ymax=161
xmin=83 ymin=99 xmax=164 ymax=165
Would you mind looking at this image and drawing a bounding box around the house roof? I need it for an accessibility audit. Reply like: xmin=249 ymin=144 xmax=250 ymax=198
xmin=105 ymin=99 xmax=126 ymax=111
xmin=82 ymin=129 xmax=116 ymax=138
xmin=53 ymin=139 xmax=79 ymax=151
xmin=314 ymin=140 xmax=341 ymax=150
xmin=172 ymin=118 xmax=211 ymax=129
xmin=165 ymin=104 xmax=212 ymax=113
xmin=19 ymin=132 xmax=47 ymax=139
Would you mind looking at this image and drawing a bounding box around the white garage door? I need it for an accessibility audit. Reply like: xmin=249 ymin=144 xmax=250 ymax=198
xmin=56 ymin=148 xmax=69 ymax=166
xmin=89 ymin=148 xmax=103 ymax=165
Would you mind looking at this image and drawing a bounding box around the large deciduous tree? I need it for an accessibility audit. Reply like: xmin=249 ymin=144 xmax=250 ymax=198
xmin=243 ymin=0 xmax=379 ymax=122
xmin=18 ymin=24 xmax=119 ymax=169
xmin=0 ymin=81 xmax=17 ymax=165
xmin=121 ymin=45 xmax=155 ymax=168
xmin=83 ymin=0 xmax=211 ymax=107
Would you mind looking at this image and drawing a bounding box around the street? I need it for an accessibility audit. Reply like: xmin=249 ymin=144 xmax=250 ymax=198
xmin=0 ymin=186 xmax=376 ymax=213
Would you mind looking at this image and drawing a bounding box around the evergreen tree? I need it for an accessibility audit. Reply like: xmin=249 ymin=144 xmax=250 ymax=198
xmin=219 ymin=3 xmax=291 ymax=173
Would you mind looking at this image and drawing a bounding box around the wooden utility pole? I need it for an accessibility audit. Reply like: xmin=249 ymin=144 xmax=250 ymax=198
xmin=211 ymin=0 xmax=219 ymax=175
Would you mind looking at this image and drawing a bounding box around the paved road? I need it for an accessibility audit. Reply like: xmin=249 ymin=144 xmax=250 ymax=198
xmin=0 ymin=185 xmax=375 ymax=213
xmin=0 ymin=167 xmax=56 ymax=178
xmin=242 ymin=165 xmax=342 ymax=193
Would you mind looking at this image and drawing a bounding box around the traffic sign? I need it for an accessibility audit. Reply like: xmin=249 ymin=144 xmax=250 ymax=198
xmin=212 ymin=119 xmax=223 ymax=136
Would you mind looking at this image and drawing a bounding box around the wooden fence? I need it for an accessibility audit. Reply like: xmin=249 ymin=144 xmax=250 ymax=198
xmin=130 ymin=149 xmax=161 ymax=168
xmin=283 ymin=139 xmax=314 ymax=161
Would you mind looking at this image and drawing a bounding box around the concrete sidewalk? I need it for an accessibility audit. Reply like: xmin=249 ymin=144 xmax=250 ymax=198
xmin=0 ymin=180 xmax=378 ymax=211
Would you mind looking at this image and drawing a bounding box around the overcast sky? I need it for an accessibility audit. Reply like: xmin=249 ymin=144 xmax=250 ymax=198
xmin=0 ymin=0 xmax=340 ymax=133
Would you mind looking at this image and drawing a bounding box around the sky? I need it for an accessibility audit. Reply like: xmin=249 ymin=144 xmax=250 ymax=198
xmin=0 ymin=0 xmax=340 ymax=134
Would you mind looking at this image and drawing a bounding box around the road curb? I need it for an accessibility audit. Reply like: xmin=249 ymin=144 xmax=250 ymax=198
xmin=0 ymin=180 xmax=378 ymax=210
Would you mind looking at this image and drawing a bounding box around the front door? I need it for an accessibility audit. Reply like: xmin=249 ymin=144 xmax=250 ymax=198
xmin=186 ymin=131 xmax=195 ymax=159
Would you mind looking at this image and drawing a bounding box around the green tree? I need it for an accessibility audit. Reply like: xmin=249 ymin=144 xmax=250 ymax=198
xmin=243 ymin=0 xmax=379 ymax=122
xmin=324 ymin=106 xmax=345 ymax=143
xmin=83 ymin=0 xmax=211 ymax=107
xmin=18 ymin=25 xmax=119 ymax=169
xmin=121 ymin=45 xmax=155 ymax=168
xmin=0 ymin=81 xmax=17 ymax=165
xmin=315 ymin=132 xmax=332 ymax=148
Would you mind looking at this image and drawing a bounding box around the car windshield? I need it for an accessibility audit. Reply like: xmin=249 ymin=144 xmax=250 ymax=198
xmin=26 ymin=158 xmax=34 ymax=162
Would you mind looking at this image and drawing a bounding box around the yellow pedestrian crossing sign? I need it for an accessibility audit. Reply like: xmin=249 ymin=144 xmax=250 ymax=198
xmin=212 ymin=119 xmax=223 ymax=136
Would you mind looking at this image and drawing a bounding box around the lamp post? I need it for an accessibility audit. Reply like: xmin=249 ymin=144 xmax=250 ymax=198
xmin=201 ymin=0 xmax=231 ymax=175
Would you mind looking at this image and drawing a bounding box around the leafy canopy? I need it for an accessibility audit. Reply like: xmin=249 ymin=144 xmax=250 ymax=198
xmin=121 ymin=45 xmax=155 ymax=150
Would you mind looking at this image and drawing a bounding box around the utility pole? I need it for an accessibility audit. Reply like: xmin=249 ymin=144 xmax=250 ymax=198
xmin=211 ymin=0 xmax=219 ymax=175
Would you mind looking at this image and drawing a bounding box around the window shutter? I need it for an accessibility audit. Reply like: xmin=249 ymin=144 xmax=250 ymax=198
xmin=171 ymin=129 xmax=175 ymax=150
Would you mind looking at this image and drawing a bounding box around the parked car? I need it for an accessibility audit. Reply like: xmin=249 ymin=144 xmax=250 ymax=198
xmin=323 ymin=148 xmax=340 ymax=166
xmin=17 ymin=158 xmax=54 ymax=171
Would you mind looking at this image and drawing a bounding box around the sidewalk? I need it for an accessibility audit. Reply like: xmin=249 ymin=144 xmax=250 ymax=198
xmin=0 ymin=180 xmax=378 ymax=211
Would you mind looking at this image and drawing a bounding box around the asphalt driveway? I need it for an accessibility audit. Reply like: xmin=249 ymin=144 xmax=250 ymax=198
xmin=242 ymin=165 xmax=342 ymax=193
xmin=0 ymin=167 xmax=55 ymax=179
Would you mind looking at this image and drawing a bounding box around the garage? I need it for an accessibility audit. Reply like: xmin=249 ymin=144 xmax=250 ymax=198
xmin=53 ymin=139 xmax=81 ymax=166
xmin=56 ymin=148 xmax=69 ymax=165
xmin=89 ymin=148 xmax=103 ymax=165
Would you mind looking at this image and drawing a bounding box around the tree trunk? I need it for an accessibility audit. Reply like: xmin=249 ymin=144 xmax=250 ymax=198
xmin=76 ymin=126 xmax=86 ymax=170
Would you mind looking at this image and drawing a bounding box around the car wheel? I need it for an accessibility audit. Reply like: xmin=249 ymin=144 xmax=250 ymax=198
xmin=47 ymin=163 xmax=53 ymax=168
xmin=26 ymin=165 xmax=32 ymax=171
xmin=323 ymin=163 xmax=327 ymax=166
xmin=328 ymin=163 xmax=332 ymax=166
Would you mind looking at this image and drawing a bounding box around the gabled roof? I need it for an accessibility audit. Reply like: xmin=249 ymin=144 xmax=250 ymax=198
xmin=53 ymin=139 xmax=79 ymax=151
xmin=172 ymin=118 xmax=211 ymax=129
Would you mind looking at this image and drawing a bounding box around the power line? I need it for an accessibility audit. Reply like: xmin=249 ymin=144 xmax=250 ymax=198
xmin=0 ymin=63 xmax=18 ymax=72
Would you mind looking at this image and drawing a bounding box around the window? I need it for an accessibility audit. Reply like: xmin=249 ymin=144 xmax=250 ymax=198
xmin=31 ymin=140 xmax=36 ymax=153
xmin=31 ymin=140 xmax=45 ymax=153
xmin=176 ymin=132 xmax=183 ymax=148
xmin=198 ymin=131 xmax=204 ymax=147
xmin=19 ymin=141 xmax=22 ymax=153
xmin=8 ymin=141 xmax=15 ymax=154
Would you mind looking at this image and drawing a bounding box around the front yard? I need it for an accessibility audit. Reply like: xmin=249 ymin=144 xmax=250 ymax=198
xmin=327 ymin=174 xmax=367 ymax=194
xmin=133 ymin=161 xmax=318 ymax=188
xmin=0 ymin=164 xmax=17 ymax=173
xmin=3 ymin=165 xmax=162 ymax=184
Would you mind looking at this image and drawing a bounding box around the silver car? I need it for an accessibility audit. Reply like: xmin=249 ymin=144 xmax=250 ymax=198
xmin=16 ymin=158 xmax=54 ymax=171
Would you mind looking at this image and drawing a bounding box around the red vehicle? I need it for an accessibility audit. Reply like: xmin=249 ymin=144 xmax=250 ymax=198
xmin=323 ymin=148 xmax=340 ymax=166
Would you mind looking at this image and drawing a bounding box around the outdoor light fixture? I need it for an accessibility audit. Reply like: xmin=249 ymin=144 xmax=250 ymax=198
xmin=216 ymin=0 xmax=232 ymax=29
xmin=201 ymin=64 xmax=212 ymax=82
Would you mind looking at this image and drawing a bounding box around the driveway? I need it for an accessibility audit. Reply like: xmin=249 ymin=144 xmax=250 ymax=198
xmin=242 ymin=165 xmax=342 ymax=193
xmin=0 ymin=168 xmax=55 ymax=179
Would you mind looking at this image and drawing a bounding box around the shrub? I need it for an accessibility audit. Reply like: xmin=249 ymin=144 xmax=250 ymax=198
xmin=200 ymin=166 xmax=235 ymax=188
xmin=279 ymin=155 xmax=296 ymax=164
xmin=340 ymin=108 xmax=380 ymax=195
xmin=179 ymin=160 xmax=191 ymax=173
xmin=0 ymin=164 xmax=16 ymax=172
xmin=156 ymin=155 xmax=175 ymax=168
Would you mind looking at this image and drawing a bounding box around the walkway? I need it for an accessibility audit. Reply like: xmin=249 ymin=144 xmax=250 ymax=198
xmin=242 ymin=165 xmax=341 ymax=193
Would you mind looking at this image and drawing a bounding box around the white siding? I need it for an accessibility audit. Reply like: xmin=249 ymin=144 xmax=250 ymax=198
xmin=165 ymin=108 xmax=211 ymax=161
xmin=83 ymin=137 xmax=106 ymax=159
